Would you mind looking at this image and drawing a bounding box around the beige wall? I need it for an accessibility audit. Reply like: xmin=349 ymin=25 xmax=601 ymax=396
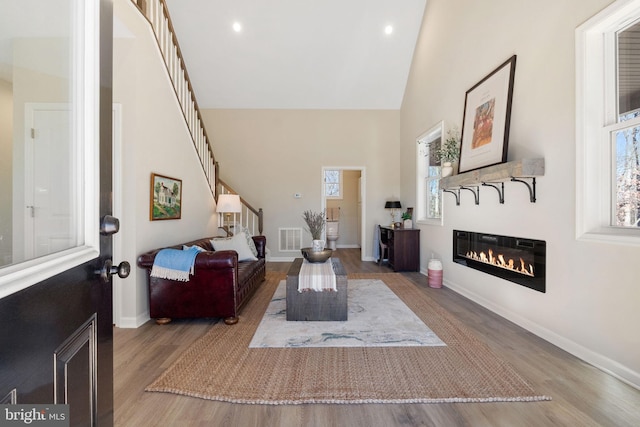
xmin=201 ymin=109 xmax=400 ymax=260
xmin=113 ymin=0 xmax=218 ymax=327
xmin=400 ymin=0 xmax=639 ymax=387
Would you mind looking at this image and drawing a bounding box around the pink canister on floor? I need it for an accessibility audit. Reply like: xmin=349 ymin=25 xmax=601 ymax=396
xmin=427 ymin=259 xmax=443 ymax=288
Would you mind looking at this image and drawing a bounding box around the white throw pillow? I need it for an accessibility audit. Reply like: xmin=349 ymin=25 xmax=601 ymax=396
xmin=182 ymin=245 xmax=206 ymax=252
xmin=229 ymin=224 xmax=259 ymax=257
xmin=211 ymin=232 xmax=258 ymax=262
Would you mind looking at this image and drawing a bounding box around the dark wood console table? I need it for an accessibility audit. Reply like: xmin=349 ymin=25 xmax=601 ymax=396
xmin=380 ymin=226 xmax=420 ymax=272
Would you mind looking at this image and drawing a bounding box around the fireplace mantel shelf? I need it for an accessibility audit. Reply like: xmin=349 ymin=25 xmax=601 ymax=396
xmin=440 ymin=158 xmax=544 ymax=205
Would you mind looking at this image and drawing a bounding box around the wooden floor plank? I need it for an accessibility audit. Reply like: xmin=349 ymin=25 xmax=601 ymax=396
xmin=114 ymin=248 xmax=640 ymax=426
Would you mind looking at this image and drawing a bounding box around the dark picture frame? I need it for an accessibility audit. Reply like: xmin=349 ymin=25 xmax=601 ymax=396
xmin=150 ymin=173 xmax=182 ymax=220
xmin=458 ymin=55 xmax=517 ymax=173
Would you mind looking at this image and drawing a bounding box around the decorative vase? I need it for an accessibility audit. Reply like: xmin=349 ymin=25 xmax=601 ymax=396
xmin=403 ymin=219 xmax=413 ymax=228
xmin=312 ymin=239 xmax=325 ymax=252
xmin=442 ymin=162 xmax=454 ymax=177
xmin=427 ymin=259 xmax=443 ymax=289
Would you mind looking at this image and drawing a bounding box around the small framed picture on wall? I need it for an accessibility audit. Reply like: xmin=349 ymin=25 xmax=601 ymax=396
xmin=150 ymin=173 xmax=182 ymax=220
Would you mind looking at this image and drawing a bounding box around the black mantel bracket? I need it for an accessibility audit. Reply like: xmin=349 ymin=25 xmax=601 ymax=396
xmin=460 ymin=186 xmax=480 ymax=205
xmin=510 ymin=177 xmax=537 ymax=203
xmin=481 ymin=182 xmax=505 ymax=204
xmin=442 ymin=188 xmax=460 ymax=206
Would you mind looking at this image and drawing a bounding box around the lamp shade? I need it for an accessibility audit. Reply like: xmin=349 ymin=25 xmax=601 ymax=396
xmin=216 ymin=194 xmax=242 ymax=213
xmin=385 ymin=201 xmax=402 ymax=209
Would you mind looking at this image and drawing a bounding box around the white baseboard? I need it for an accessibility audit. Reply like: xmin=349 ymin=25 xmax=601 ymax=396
xmin=443 ymin=279 xmax=640 ymax=390
xmin=116 ymin=312 xmax=151 ymax=329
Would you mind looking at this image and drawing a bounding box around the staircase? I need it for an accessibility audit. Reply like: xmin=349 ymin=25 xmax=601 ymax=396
xmin=131 ymin=0 xmax=263 ymax=235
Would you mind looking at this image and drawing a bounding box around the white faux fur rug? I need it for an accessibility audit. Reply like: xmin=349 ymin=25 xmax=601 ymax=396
xmin=249 ymin=279 xmax=446 ymax=348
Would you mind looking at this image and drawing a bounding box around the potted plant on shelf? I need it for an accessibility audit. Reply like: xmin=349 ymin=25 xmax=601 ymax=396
xmin=302 ymin=210 xmax=326 ymax=251
xmin=401 ymin=211 xmax=412 ymax=228
xmin=438 ymin=128 xmax=461 ymax=177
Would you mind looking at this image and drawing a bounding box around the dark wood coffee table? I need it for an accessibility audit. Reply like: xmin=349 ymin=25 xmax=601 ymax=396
xmin=286 ymin=258 xmax=347 ymax=321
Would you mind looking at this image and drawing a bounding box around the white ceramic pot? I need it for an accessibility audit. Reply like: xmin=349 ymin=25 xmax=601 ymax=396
xmin=312 ymin=239 xmax=325 ymax=252
xmin=442 ymin=162 xmax=454 ymax=177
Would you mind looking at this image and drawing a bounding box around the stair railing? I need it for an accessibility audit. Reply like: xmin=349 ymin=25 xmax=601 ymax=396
xmin=131 ymin=0 xmax=263 ymax=234
xmin=131 ymin=0 xmax=216 ymax=196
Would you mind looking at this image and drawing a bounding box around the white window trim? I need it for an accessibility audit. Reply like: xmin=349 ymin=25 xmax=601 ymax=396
xmin=0 ymin=0 xmax=100 ymax=299
xmin=576 ymin=0 xmax=640 ymax=246
xmin=416 ymin=122 xmax=443 ymax=226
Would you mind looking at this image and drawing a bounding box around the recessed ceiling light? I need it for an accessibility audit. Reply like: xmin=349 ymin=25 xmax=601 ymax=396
xmin=233 ymin=22 xmax=242 ymax=33
xmin=384 ymin=25 xmax=393 ymax=35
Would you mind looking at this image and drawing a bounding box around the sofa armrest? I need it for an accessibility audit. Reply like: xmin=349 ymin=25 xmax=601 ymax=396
xmin=137 ymin=249 xmax=162 ymax=270
xmin=252 ymin=235 xmax=266 ymax=258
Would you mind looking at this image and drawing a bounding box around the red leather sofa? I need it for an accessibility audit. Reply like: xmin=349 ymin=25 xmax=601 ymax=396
xmin=137 ymin=235 xmax=266 ymax=325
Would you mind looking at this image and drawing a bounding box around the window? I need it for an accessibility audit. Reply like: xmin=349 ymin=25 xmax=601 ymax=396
xmin=0 ymin=0 xmax=101 ymax=298
xmin=576 ymin=0 xmax=640 ymax=245
xmin=324 ymin=169 xmax=343 ymax=199
xmin=614 ymin=113 xmax=640 ymax=227
xmin=614 ymin=23 xmax=640 ymax=228
xmin=416 ymin=122 xmax=443 ymax=225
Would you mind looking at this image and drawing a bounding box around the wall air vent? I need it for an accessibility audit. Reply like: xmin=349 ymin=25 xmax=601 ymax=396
xmin=279 ymin=228 xmax=302 ymax=252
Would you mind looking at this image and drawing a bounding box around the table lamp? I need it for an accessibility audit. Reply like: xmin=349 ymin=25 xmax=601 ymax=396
xmin=216 ymin=194 xmax=242 ymax=235
xmin=385 ymin=200 xmax=402 ymax=226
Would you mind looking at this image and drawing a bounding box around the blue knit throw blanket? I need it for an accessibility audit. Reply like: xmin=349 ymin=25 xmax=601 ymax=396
xmin=150 ymin=246 xmax=201 ymax=282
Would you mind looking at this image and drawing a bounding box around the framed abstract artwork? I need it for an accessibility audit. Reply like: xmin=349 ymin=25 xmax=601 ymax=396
xmin=458 ymin=55 xmax=517 ymax=173
xmin=150 ymin=173 xmax=182 ymax=220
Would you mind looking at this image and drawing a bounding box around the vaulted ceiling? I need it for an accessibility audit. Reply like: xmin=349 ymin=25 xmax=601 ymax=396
xmin=164 ymin=0 xmax=427 ymax=110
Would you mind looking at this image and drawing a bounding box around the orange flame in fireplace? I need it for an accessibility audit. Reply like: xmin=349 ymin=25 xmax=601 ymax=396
xmin=465 ymin=248 xmax=534 ymax=276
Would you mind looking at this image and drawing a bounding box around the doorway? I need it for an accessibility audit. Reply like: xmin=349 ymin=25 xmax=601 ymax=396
xmin=321 ymin=167 xmax=366 ymax=261
xmin=23 ymin=104 xmax=75 ymax=260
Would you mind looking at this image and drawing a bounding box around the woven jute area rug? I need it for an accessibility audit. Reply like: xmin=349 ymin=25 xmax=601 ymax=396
xmin=146 ymin=272 xmax=551 ymax=405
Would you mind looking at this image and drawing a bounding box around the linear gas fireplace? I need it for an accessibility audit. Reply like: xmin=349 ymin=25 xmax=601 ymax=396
xmin=453 ymin=230 xmax=546 ymax=293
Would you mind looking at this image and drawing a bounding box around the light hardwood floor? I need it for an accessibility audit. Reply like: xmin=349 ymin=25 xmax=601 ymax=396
xmin=114 ymin=249 xmax=640 ymax=426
